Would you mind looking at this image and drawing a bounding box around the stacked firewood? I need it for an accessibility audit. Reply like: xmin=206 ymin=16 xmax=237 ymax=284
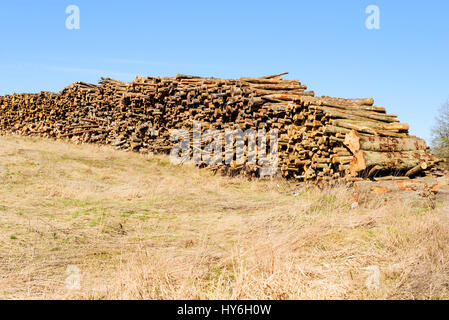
xmin=289 ymin=95 xmax=443 ymax=181
xmin=0 ymin=73 xmax=442 ymax=181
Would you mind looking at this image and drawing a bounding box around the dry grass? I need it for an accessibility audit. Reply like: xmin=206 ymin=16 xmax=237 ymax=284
xmin=0 ymin=134 xmax=448 ymax=300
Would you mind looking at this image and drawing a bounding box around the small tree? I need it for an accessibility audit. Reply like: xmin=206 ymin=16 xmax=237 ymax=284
xmin=431 ymin=100 xmax=449 ymax=160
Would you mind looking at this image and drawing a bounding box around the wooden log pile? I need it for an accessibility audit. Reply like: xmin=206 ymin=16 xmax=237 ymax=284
xmin=0 ymin=72 xmax=442 ymax=182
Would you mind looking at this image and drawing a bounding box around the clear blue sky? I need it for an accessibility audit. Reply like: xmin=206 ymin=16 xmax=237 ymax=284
xmin=0 ymin=1 xmax=448 ymax=143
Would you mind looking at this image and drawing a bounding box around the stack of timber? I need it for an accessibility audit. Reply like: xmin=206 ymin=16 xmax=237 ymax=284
xmin=0 ymin=72 xmax=442 ymax=182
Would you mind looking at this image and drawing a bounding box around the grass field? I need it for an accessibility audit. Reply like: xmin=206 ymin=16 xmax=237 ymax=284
xmin=0 ymin=134 xmax=448 ymax=299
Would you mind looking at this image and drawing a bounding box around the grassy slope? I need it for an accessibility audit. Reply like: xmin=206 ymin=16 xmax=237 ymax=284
xmin=0 ymin=134 xmax=448 ymax=300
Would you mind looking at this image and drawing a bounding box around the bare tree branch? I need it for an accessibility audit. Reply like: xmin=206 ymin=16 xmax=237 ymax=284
xmin=431 ymin=100 xmax=449 ymax=160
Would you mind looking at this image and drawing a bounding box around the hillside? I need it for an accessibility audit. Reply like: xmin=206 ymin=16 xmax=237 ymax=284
xmin=0 ymin=135 xmax=448 ymax=299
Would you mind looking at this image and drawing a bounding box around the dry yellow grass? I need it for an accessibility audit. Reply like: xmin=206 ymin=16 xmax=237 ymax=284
xmin=0 ymin=134 xmax=448 ymax=300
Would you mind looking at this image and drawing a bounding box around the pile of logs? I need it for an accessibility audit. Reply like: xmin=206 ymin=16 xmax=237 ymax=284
xmin=0 ymin=72 xmax=442 ymax=182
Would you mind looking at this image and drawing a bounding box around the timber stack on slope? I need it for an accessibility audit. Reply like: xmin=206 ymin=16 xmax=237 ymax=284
xmin=0 ymin=73 xmax=442 ymax=182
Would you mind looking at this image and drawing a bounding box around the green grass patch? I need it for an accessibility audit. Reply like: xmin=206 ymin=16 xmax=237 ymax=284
xmin=60 ymin=155 xmax=109 ymax=169
xmin=147 ymin=158 xmax=172 ymax=167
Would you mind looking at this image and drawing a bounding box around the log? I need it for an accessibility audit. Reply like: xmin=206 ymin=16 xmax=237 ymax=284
xmin=319 ymin=96 xmax=375 ymax=106
xmin=324 ymin=103 xmax=386 ymax=113
xmin=354 ymin=178 xmax=438 ymax=195
xmin=354 ymin=178 xmax=438 ymax=208
xmin=405 ymin=164 xmax=425 ymax=177
xmin=241 ymin=77 xmax=301 ymax=85
xmin=350 ymin=150 xmax=436 ymax=176
xmin=260 ymin=72 xmax=290 ymax=79
xmin=344 ymin=130 xmax=428 ymax=153
xmin=331 ymin=119 xmax=409 ymax=132
xmin=310 ymin=105 xmax=399 ymax=123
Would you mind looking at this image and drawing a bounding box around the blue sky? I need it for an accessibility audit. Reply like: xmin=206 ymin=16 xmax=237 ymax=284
xmin=0 ymin=1 xmax=448 ymax=142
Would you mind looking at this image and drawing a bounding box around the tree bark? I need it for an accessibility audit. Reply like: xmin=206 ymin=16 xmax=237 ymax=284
xmin=350 ymin=149 xmax=436 ymax=176
xmin=344 ymin=130 xmax=428 ymax=153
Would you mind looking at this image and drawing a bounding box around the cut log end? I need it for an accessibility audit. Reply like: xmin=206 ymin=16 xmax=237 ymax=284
xmin=343 ymin=130 xmax=360 ymax=154
xmin=350 ymin=150 xmax=367 ymax=176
